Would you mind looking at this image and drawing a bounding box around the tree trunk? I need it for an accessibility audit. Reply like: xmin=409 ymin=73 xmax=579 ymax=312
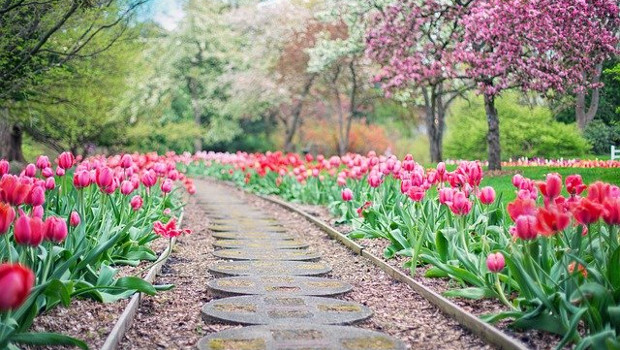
xmin=575 ymin=63 xmax=602 ymax=131
xmin=484 ymin=94 xmax=501 ymax=170
xmin=0 ymin=110 xmax=25 ymax=162
xmin=422 ymin=87 xmax=445 ymax=163
xmin=187 ymin=77 xmax=203 ymax=153
xmin=283 ymin=75 xmax=315 ymax=153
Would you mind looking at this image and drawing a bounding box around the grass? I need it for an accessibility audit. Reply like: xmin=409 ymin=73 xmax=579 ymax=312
xmin=481 ymin=166 xmax=620 ymax=203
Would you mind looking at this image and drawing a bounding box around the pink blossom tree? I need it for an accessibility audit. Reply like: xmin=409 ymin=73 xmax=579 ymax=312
xmin=367 ymin=0 xmax=618 ymax=169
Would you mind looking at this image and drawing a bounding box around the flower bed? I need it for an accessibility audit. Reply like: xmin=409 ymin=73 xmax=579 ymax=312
xmin=0 ymin=151 xmax=194 ymax=348
xmin=186 ymin=150 xmax=620 ymax=349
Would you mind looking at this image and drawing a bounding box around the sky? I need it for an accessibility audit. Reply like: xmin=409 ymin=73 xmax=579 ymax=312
xmin=142 ymin=0 xmax=185 ymax=30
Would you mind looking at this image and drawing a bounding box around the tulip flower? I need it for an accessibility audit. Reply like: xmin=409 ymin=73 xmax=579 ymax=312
xmin=73 ymin=170 xmax=91 ymax=189
xmin=23 ymin=164 xmax=36 ymax=177
xmin=341 ymin=188 xmax=353 ymax=201
xmin=478 ymin=186 xmax=496 ymax=205
xmin=57 ymin=152 xmax=75 ymax=170
xmin=55 ymin=167 xmax=65 ymax=177
xmin=95 ymin=167 xmax=114 ymax=191
xmin=537 ymin=173 xmax=562 ymax=199
xmin=153 ymin=218 xmax=191 ymax=238
xmin=0 ymin=160 xmax=9 ymax=176
xmin=515 ymin=215 xmax=538 ymax=240
xmin=45 ymin=177 xmax=55 ymax=190
xmin=26 ymin=185 xmax=45 ymax=207
xmin=36 ymin=155 xmax=51 ymax=169
xmin=0 ymin=263 xmax=35 ymax=311
xmin=130 ymin=195 xmax=143 ymax=211
xmin=448 ymin=191 xmax=472 ymax=215
xmin=566 ymin=175 xmax=586 ymax=196
xmin=120 ymin=180 xmax=134 ymax=195
xmin=41 ymin=167 xmax=54 ymax=178
xmin=32 ymin=205 xmax=44 ymax=219
xmin=506 ymin=198 xmax=537 ymax=221
xmin=0 ymin=175 xmax=32 ymax=206
xmin=120 ymin=154 xmax=133 ymax=169
xmin=407 ymin=186 xmax=425 ymax=202
xmin=141 ymin=170 xmax=157 ymax=188
xmin=70 ymin=211 xmax=81 ymax=227
xmin=568 ymin=262 xmax=588 ymax=278
xmin=512 ymin=174 xmax=524 ymax=188
xmin=602 ymin=198 xmax=620 ymax=225
xmin=0 ymin=202 xmax=15 ymax=234
xmin=14 ymin=209 xmax=44 ymax=246
xmin=161 ymin=179 xmax=173 ymax=193
xmin=438 ymin=187 xmax=455 ymax=205
xmin=535 ymin=207 xmax=570 ymax=236
xmin=587 ymin=181 xmax=611 ymax=204
xmin=486 ymin=252 xmax=505 ymax=273
xmin=572 ymin=197 xmax=603 ymax=225
xmin=44 ymin=216 xmax=68 ymax=243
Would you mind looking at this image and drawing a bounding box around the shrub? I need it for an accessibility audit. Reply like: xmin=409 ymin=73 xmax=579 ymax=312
xmin=583 ymin=120 xmax=620 ymax=155
xmin=445 ymin=92 xmax=591 ymax=160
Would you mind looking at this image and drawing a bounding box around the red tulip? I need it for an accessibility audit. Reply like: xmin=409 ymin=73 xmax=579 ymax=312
xmin=535 ymin=207 xmax=570 ymax=236
xmin=478 ymin=186 xmax=496 ymax=205
xmin=515 ymin=215 xmax=538 ymax=240
xmin=0 ymin=263 xmax=35 ymax=311
xmin=602 ymin=198 xmax=620 ymax=225
xmin=153 ymin=218 xmax=191 ymax=238
xmin=449 ymin=191 xmax=472 ymax=216
xmin=407 ymin=186 xmax=425 ymax=202
xmin=57 ymin=152 xmax=75 ymax=170
xmin=14 ymin=209 xmax=44 ymax=246
xmin=537 ymin=173 xmax=562 ymax=199
xmin=130 ymin=195 xmax=143 ymax=211
xmin=566 ymin=175 xmax=586 ymax=196
xmin=0 ymin=160 xmax=9 ymax=176
xmin=587 ymin=181 xmax=611 ymax=204
xmin=486 ymin=252 xmax=505 ymax=273
xmin=43 ymin=216 xmax=68 ymax=243
xmin=572 ymin=198 xmax=603 ymax=225
xmin=506 ymin=198 xmax=537 ymax=221
xmin=70 ymin=211 xmax=81 ymax=227
xmin=0 ymin=202 xmax=15 ymax=234
xmin=341 ymin=188 xmax=353 ymax=201
xmin=0 ymin=175 xmax=32 ymax=206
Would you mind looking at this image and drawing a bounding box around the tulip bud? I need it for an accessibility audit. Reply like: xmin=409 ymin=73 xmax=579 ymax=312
xmin=160 ymin=179 xmax=173 ymax=193
xmin=14 ymin=209 xmax=44 ymax=246
xmin=0 ymin=263 xmax=35 ymax=311
xmin=0 ymin=160 xmax=10 ymax=176
xmin=120 ymin=180 xmax=134 ymax=195
xmin=32 ymin=205 xmax=44 ymax=219
xmin=0 ymin=202 xmax=16 ymax=234
xmin=478 ymin=186 xmax=496 ymax=205
xmin=57 ymin=152 xmax=75 ymax=170
xmin=120 ymin=154 xmax=133 ymax=169
xmin=41 ymin=167 xmax=54 ymax=178
xmin=95 ymin=167 xmax=114 ymax=190
xmin=24 ymin=164 xmax=36 ymax=177
xmin=141 ymin=171 xmax=157 ymax=188
xmin=72 ymin=170 xmax=91 ymax=189
xmin=163 ymin=208 xmax=172 ymax=216
xmin=515 ymin=215 xmax=538 ymax=240
xmin=45 ymin=177 xmax=55 ymax=190
xmin=486 ymin=252 xmax=505 ymax=273
xmin=512 ymin=174 xmax=524 ymax=188
xmin=44 ymin=216 xmax=68 ymax=243
xmin=36 ymin=156 xmax=51 ymax=170
xmin=70 ymin=211 xmax=81 ymax=227
xmin=130 ymin=195 xmax=143 ymax=211
xmin=27 ymin=186 xmax=45 ymax=207
xmin=341 ymin=188 xmax=353 ymax=201
xmin=55 ymin=167 xmax=65 ymax=177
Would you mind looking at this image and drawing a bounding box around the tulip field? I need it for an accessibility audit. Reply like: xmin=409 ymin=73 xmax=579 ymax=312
xmin=187 ymin=151 xmax=620 ymax=349
xmin=0 ymin=152 xmax=194 ymax=348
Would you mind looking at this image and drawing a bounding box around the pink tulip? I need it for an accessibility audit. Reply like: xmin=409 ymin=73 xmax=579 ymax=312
xmin=36 ymin=156 xmax=51 ymax=169
xmin=120 ymin=180 xmax=134 ymax=195
xmin=120 ymin=154 xmax=133 ymax=169
xmin=95 ymin=167 xmax=114 ymax=190
xmin=57 ymin=152 xmax=75 ymax=170
xmin=0 ymin=202 xmax=15 ymax=234
xmin=439 ymin=187 xmax=455 ymax=205
xmin=24 ymin=164 xmax=36 ymax=177
xmin=341 ymin=188 xmax=353 ymax=201
xmin=43 ymin=216 xmax=68 ymax=243
xmin=32 ymin=206 xmax=44 ymax=219
xmin=70 ymin=211 xmax=81 ymax=227
xmin=486 ymin=252 xmax=505 ymax=273
xmin=478 ymin=186 xmax=496 ymax=205
xmin=407 ymin=186 xmax=425 ymax=202
xmin=160 ymin=179 xmax=173 ymax=193
xmin=41 ymin=167 xmax=54 ymax=178
xmin=141 ymin=171 xmax=157 ymax=188
xmin=449 ymin=191 xmax=472 ymax=215
xmin=512 ymin=174 xmax=524 ymax=188
xmin=27 ymin=186 xmax=45 ymax=207
xmin=14 ymin=209 xmax=44 ymax=246
xmin=515 ymin=215 xmax=538 ymax=240
xmin=130 ymin=195 xmax=143 ymax=211
xmin=45 ymin=177 xmax=55 ymax=190
xmin=55 ymin=167 xmax=65 ymax=177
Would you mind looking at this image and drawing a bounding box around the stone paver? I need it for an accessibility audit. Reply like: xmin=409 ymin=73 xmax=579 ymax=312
xmin=201 ymin=295 xmax=372 ymax=325
xmin=213 ymin=239 xmax=309 ymax=249
xmin=197 ymin=324 xmax=406 ymax=350
xmin=212 ymin=232 xmax=296 ymax=240
xmin=209 ymin=260 xmax=332 ymax=276
xmin=207 ymin=276 xmax=352 ymax=296
xmin=213 ymin=249 xmax=321 ymax=261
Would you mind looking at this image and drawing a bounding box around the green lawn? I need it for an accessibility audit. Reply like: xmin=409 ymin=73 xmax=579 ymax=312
xmin=481 ymin=166 xmax=620 ymax=203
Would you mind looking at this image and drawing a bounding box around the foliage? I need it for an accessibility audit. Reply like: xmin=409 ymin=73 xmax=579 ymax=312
xmin=583 ymin=120 xmax=620 ymax=155
xmin=445 ymin=93 xmax=591 ymax=160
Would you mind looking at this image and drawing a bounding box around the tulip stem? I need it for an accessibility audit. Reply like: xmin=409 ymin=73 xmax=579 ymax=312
xmin=4 ymin=234 xmax=12 ymax=262
xmin=494 ymin=277 xmax=517 ymax=311
xmin=135 ymin=237 xmax=173 ymax=277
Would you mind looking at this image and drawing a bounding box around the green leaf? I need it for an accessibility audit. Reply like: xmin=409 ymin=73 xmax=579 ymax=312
xmin=435 ymin=230 xmax=449 ymax=263
xmin=42 ymin=279 xmax=73 ymax=309
xmin=609 ymin=246 xmax=620 ymax=292
xmin=11 ymin=332 xmax=88 ymax=350
xmin=425 ymin=267 xmax=448 ymax=278
xmin=511 ymin=310 xmax=566 ymax=335
xmin=115 ymin=277 xmax=156 ymax=296
xmin=444 ymin=287 xmax=496 ymax=299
